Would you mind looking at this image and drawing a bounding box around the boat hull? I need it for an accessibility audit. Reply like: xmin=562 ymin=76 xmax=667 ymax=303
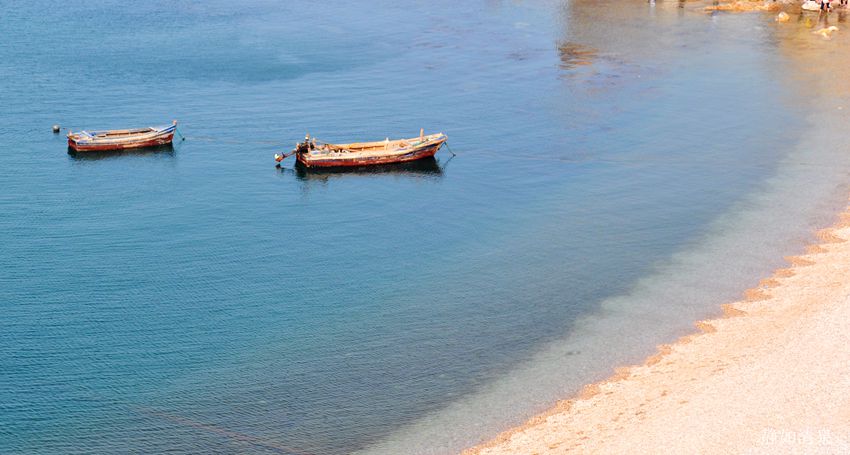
xmin=296 ymin=141 xmax=444 ymax=168
xmin=68 ymin=132 xmax=174 ymax=152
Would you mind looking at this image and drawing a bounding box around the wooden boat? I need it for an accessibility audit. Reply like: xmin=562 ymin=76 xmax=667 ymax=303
xmin=67 ymin=121 xmax=177 ymax=152
xmin=277 ymin=130 xmax=447 ymax=168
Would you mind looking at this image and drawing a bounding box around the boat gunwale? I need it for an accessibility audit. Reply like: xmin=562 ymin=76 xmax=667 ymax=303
xmin=69 ymin=124 xmax=176 ymax=145
xmin=304 ymin=133 xmax=447 ymax=160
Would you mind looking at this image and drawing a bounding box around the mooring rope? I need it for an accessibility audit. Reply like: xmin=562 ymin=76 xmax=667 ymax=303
xmin=441 ymin=141 xmax=457 ymax=156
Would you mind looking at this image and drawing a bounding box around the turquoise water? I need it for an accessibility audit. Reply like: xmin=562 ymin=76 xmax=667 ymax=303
xmin=1 ymin=1 xmax=842 ymax=453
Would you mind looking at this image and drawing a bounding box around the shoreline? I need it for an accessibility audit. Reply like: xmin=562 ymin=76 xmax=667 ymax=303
xmin=465 ymin=204 xmax=850 ymax=453
xmin=459 ymin=4 xmax=850 ymax=454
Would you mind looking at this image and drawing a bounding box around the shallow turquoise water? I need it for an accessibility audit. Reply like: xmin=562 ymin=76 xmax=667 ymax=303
xmin=0 ymin=1 xmax=829 ymax=453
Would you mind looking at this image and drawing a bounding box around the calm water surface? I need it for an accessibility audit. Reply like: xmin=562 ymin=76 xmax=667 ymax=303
xmin=1 ymin=1 xmax=844 ymax=453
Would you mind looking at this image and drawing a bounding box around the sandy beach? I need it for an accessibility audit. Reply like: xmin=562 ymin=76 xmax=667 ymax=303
xmin=466 ymin=212 xmax=850 ymax=453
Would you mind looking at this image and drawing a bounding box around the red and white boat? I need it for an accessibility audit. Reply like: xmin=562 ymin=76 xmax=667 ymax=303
xmin=277 ymin=130 xmax=447 ymax=168
xmin=67 ymin=121 xmax=177 ymax=152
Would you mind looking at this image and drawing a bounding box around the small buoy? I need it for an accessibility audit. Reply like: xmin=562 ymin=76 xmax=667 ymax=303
xmin=52 ymin=124 xmax=60 ymax=133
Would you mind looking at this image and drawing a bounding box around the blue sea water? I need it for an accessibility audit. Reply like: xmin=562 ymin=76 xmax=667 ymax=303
xmin=2 ymin=1 xmax=848 ymax=454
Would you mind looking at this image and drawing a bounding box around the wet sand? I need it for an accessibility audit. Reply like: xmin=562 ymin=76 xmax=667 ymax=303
xmin=465 ymin=211 xmax=850 ymax=453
